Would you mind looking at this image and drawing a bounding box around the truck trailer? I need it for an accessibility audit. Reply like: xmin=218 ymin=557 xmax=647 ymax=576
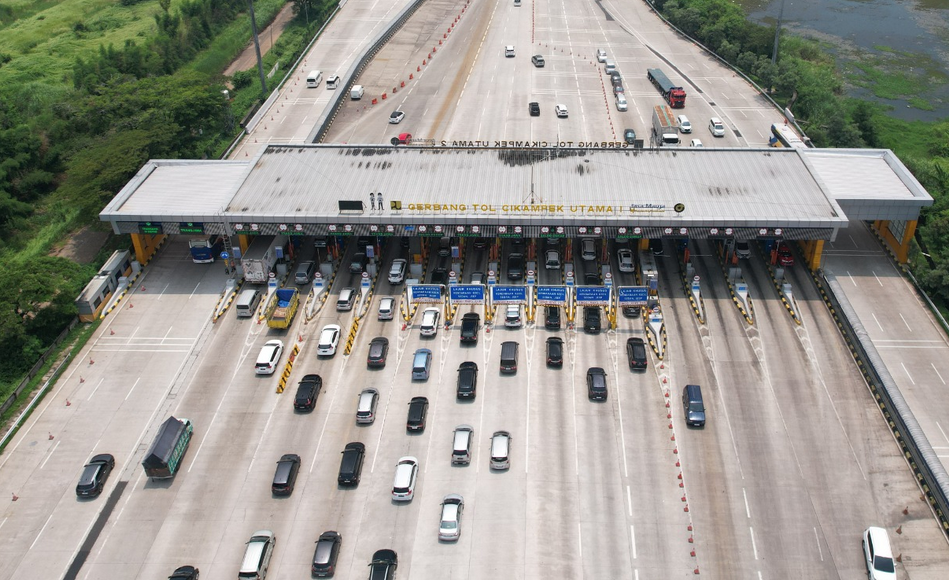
xmin=646 ymin=68 xmax=686 ymax=108
xmin=265 ymin=288 xmax=299 ymax=329
xmin=241 ymin=235 xmax=287 ymax=284
xmin=651 ymin=105 xmax=681 ymax=146
xmin=142 ymin=416 xmax=193 ymax=479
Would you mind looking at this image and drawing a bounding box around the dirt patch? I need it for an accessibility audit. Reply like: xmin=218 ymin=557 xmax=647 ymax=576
xmin=223 ymin=4 xmax=298 ymax=77
xmin=50 ymin=226 xmax=110 ymax=265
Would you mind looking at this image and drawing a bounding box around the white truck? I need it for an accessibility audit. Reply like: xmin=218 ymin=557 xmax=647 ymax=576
xmin=651 ymin=105 xmax=680 ymax=146
xmin=241 ymin=235 xmax=287 ymax=284
xmin=350 ymin=85 xmax=364 ymax=100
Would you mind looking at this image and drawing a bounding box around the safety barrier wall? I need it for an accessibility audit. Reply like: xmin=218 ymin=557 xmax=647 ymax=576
xmin=821 ymin=271 xmax=949 ymax=536
xmin=308 ymin=0 xmax=429 ymax=143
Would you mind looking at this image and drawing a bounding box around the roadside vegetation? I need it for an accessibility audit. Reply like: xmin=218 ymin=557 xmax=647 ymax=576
xmin=0 ymin=0 xmax=946 ymax=405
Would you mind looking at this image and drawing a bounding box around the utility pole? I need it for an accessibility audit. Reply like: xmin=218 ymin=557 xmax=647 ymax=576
xmin=246 ymin=0 xmax=268 ymax=97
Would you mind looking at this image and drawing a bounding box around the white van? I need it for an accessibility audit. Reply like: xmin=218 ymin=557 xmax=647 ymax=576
xmin=306 ymin=70 xmax=323 ymax=88
xmin=235 ymin=288 xmax=261 ymax=318
xmin=239 ymin=530 xmax=276 ymax=579
xmin=350 ymin=85 xmax=365 ymax=100
xmin=325 ymin=74 xmax=339 ymax=90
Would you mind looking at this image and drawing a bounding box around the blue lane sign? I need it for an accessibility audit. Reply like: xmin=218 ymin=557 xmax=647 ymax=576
xmin=576 ymin=286 xmax=610 ymax=305
xmin=617 ymin=286 xmax=649 ymax=306
xmin=220 ymin=251 xmax=229 ymax=260
xmin=450 ymin=285 xmax=485 ymax=303
xmin=411 ymin=285 xmax=442 ymax=303
xmin=536 ymin=286 xmax=567 ymax=305
xmin=491 ymin=285 xmax=527 ymax=304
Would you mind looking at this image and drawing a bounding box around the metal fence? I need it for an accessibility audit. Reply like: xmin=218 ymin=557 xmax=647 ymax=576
xmin=0 ymin=318 xmax=79 ymax=417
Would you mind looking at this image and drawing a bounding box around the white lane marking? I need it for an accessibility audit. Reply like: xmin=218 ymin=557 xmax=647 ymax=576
xmin=846 ymin=271 xmax=857 ymax=286
xmin=86 ymin=378 xmax=104 ymax=401
xmin=40 ymin=440 xmax=60 ymax=469
xmin=630 ymin=524 xmax=637 ymax=559
xmin=935 ymin=422 xmax=949 ymax=445
xmin=901 ymin=362 xmax=915 ymax=385
xmin=743 ymin=487 xmax=751 ymax=518
xmin=749 ymin=526 xmax=758 ymax=559
xmin=189 ymin=282 xmax=201 ymax=299
xmin=124 ymin=377 xmax=141 ymax=401
xmin=246 ymin=400 xmax=277 ymax=474
xmin=873 ymin=271 xmax=883 ymax=286
xmin=871 ymin=312 xmax=884 ymax=332
xmin=29 ymin=513 xmax=55 ymax=550
xmin=627 ymin=485 xmax=632 ymax=517
xmin=814 ymin=527 xmax=824 ymax=561
xmin=578 ymin=522 xmax=583 ymax=559
xmin=57 ymin=516 xmax=99 ymax=579
xmin=899 ymin=312 xmax=913 ymax=331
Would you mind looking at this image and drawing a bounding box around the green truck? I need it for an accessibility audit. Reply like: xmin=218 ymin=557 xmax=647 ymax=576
xmin=142 ymin=416 xmax=193 ymax=479
xmin=265 ymin=288 xmax=299 ymax=329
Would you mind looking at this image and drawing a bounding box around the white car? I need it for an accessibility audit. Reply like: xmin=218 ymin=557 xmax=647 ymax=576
xmin=596 ymin=49 xmax=607 ymax=63
xmin=504 ymin=305 xmax=522 ymax=328
xmin=439 ymin=494 xmax=465 ymax=541
xmin=317 ymin=324 xmax=341 ymax=356
xmin=420 ymin=307 xmax=440 ymax=336
xmin=863 ymin=527 xmax=896 ymax=580
xmin=255 ymin=339 xmax=285 ymax=375
xmin=391 ymin=456 xmax=419 ymax=501
xmin=677 ymin=115 xmax=692 ymax=133
xmin=555 ymin=104 xmax=568 ymax=118
xmin=504 ymin=45 xmax=515 ymax=57
xmin=709 ymin=117 xmax=725 ymax=137
xmin=690 ymin=139 xmax=704 ymax=148
xmin=545 ymin=249 xmax=560 ymax=269
xmin=378 ymin=297 xmax=396 ymax=320
xmin=388 ymin=258 xmax=407 ymax=284
xmin=618 ymin=249 xmax=634 ymax=272
xmin=615 ymin=93 xmax=627 ymax=111
xmin=389 ymin=110 xmax=405 ymax=124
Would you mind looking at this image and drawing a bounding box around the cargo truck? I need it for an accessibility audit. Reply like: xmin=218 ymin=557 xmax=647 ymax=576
xmin=265 ymin=288 xmax=299 ymax=329
xmin=651 ymin=105 xmax=680 ymax=146
xmin=241 ymin=235 xmax=287 ymax=283
xmin=646 ymin=68 xmax=686 ymax=108
xmin=142 ymin=416 xmax=193 ymax=480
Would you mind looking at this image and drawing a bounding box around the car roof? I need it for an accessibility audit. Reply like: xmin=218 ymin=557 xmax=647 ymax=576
xmin=459 ymin=361 xmax=478 ymax=370
xmin=547 ymin=336 xmax=563 ymax=343
xmin=588 ymin=366 xmax=606 ymax=375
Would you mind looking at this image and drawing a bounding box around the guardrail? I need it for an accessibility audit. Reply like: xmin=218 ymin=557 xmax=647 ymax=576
xmin=819 ymin=270 xmax=949 ymax=536
xmin=308 ymin=0 xmax=429 ymax=143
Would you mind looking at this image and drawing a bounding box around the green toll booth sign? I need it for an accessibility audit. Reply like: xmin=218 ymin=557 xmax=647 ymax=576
xmin=139 ymin=222 xmax=163 ymax=235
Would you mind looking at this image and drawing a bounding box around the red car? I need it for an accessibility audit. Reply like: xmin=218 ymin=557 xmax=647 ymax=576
xmin=390 ymin=132 xmax=412 ymax=145
xmin=777 ymin=244 xmax=794 ymax=267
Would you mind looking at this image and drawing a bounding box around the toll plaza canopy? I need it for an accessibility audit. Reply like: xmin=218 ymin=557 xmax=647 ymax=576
xmin=100 ymin=144 xmax=931 ymax=241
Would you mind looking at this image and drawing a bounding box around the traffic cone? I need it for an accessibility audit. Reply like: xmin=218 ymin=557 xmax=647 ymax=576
xmin=66 ymin=400 xmax=71 ymax=406
xmin=12 ymin=493 xmax=18 ymax=501
xmin=48 ymin=432 xmax=54 ymax=440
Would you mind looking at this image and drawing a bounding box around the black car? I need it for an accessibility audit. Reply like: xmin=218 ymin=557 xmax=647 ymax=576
xmin=431 ymin=267 xmax=448 ymax=285
xmin=584 ymin=307 xmax=601 ymax=334
xmin=529 ymin=102 xmax=540 ymax=116
xmin=312 ymin=530 xmax=342 ymax=577
xmin=456 ymin=362 xmax=478 ymax=399
xmin=367 ymin=337 xmax=389 ymax=368
xmin=460 ymin=312 xmax=480 ymax=344
xmin=623 ymin=305 xmax=642 ymax=318
xmin=626 ymin=337 xmax=648 ymax=370
xmin=76 ymin=453 xmax=115 ymax=498
xmin=650 ymin=238 xmax=664 ymax=256
xmin=545 ymin=306 xmax=561 ymax=330
xmin=587 ymin=367 xmax=608 ymax=401
xmin=473 ymin=237 xmax=489 ymax=250
xmin=369 ymin=549 xmax=398 ymax=580
xmin=272 ymin=453 xmax=301 ymax=496
xmin=168 ymin=566 xmax=199 ymax=580
xmin=407 ymin=396 xmax=429 ymax=432
xmin=585 ymin=272 xmax=599 ymax=285
xmin=293 ymin=374 xmax=322 ymax=411
xmin=507 ymin=253 xmax=524 ymax=280
xmin=546 ymin=337 xmax=563 ymax=367
xmin=624 ymin=129 xmax=636 ymax=144
xmin=338 ymin=442 xmax=366 ymax=486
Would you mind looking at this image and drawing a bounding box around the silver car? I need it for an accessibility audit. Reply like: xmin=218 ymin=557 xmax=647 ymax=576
xmin=438 ymin=494 xmax=464 ymax=541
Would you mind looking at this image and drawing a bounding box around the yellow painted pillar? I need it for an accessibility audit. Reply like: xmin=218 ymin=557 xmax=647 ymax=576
xmin=130 ymin=233 xmax=165 ymax=264
xmin=238 ymin=234 xmax=252 ymax=254
xmin=875 ymin=220 xmax=917 ymax=264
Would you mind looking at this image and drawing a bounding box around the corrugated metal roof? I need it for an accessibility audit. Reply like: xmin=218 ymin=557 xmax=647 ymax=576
xmin=223 ymin=145 xmax=846 ymax=227
xmin=801 ymin=148 xmax=931 ymax=203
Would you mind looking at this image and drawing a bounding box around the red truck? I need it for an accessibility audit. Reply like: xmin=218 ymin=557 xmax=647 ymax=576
xmin=647 ymin=68 xmax=686 ymax=108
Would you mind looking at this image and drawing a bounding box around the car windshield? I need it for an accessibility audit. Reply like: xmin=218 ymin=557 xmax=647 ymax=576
xmin=442 ymin=520 xmax=457 ymax=529
xmin=874 ymin=556 xmax=895 ymax=573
